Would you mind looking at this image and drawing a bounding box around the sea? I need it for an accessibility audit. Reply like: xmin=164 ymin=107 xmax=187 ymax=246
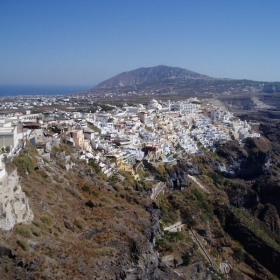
xmin=0 ymin=85 xmax=92 ymax=97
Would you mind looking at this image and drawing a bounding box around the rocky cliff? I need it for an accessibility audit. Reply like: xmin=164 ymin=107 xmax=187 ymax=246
xmin=255 ymin=204 xmax=280 ymax=236
xmin=215 ymin=204 xmax=280 ymax=278
xmin=213 ymin=138 xmax=271 ymax=179
xmin=143 ymin=159 xmax=201 ymax=189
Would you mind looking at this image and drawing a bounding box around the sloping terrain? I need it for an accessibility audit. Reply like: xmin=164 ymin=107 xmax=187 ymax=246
xmin=1 ymin=131 xmax=280 ymax=279
xmin=0 ymin=143 xmax=180 ymax=279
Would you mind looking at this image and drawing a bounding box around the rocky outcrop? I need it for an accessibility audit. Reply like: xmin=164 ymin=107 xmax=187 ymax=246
xmin=226 ymin=184 xmax=259 ymax=209
xmin=108 ymin=202 xmax=182 ymax=279
xmin=133 ymin=202 xmax=182 ymax=279
xmin=143 ymin=159 xmax=201 ymax=190
xmin=255 ymin=204 xmax=280 ymax=236
xmin=215 ymin=204 xmax=280 ymax=278
xmin=0 ymin=156 xmax=33 ymax=230
xmin=164 ymin=167 xmax=189 ymax=190
xmin=160 ymin=160 xmax=200 ymax=189
xmin=0 ymin=245 xmax=16 ymax=259
xmin=213 ymin=138 xmax=271 ymax=179
xmin=258 ymin=122 xmax=280 ymax=157
xmin=146 ymin=159 xmax=201 ymax=190
xmin=179 ymin=159 xmax=202 ymax=176
xmin=253 ymin=176 xmax=280 ymax=218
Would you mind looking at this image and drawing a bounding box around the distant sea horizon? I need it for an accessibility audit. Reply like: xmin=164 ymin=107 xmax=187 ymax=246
xmin=0 ymin=85 xmax=93 ymax=97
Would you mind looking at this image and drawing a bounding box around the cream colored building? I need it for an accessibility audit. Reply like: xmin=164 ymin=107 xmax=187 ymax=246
xmin=71 ymin=130 xmax=84 ymax=148
xmin=0 ymin=125 xmax=18 ymax=148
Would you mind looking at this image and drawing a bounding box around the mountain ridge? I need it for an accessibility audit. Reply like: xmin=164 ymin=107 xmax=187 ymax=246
xmin=94 ymin=65 xmax=213 ymax=88
xmin=92 ymin=65 xmax=280 ymax=95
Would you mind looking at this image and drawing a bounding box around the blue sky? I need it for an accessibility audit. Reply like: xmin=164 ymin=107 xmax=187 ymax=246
xmin=1 ymin=0 xmax=280 ymax=86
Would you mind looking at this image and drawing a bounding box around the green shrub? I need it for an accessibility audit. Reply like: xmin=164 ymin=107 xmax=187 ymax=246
xmin=182 ymin=252 xmax=191 ymax=266
xmin=16 ymin=224 xmax=32 ymax=238
xmin=191 ymin=188 xmax=212 ymax=213
xmin=36 ymin=169 xmax=49 ymax=179
xmin=164 ymin=231 xmax=185 ymax=242
xmin=17 ymin=239 xmax=30 ymax=251
xmin=54 ymin=176 xmax=64 ymax=183
xmin=65 ymin=187 xmax=83 ymax=200
xmin=81 ymin=184 xmax=91 ymax=193
xmin=113 ymin=182 xmax=123 ymax=192
xmin=40 ymin=215 xmax=54 ymax=226
xmin=88 ymin=159 xmax=100 ymax=173
xmin=30 ymin=226 xmax=41 ymax=237
xmin=209 ymin=172 xmax=224 ymax=187
xmin=95 ymin=246 xmax=116 ymax=257
xmin=33 ymin=220 xmax=49 ymax=233
xmin=60 ymin=203 xmax=69 ymax=209
xmin=85 ymin=200 xmax=95 ymax=208
xmin=92 ymin=190 xmax=99 ymax=197
xmin=13 ymin=155 xmax=35 ymax=176
xmin=46 ymin=190 xmax=55 ymax=200
xmin=155 ymin=238 xmax=174 ymax=252
xmin=233 ymin=247 xmax=244 ymax=263
xmin=158 ymin=196 xmax=179 ymax=226
xmin=73 ymin=217 xmax=86 ymax=229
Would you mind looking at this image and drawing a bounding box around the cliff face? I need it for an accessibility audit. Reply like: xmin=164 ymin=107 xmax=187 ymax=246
xmin=107 ymin=202 xmax=181 ymax=279
xmin=252 ymin=176 xmax=280 ymax=221
xmin=215 ymin=204 xmax=280 ymax=278
xmin=210 ymin=138 xmax=280 ymax=237
xmin=144 ymin=159 xmax=202 ymax=189
xmin=167 ymin=160 xmax=202 ymax=189
xmin=226 ymin=184 xmax=260 ymax=209
xmin=0 ymin=167 xmax=33 ymax=231
xmin=162 ymin=161 xmax=191 ymax=190
xmin=258 ymin=122 xmax=280 ymax=161
xmin=213 ymin=138 xmax=271 ymax=179
xmin=256 ymin=204 xmax=280 ymax=236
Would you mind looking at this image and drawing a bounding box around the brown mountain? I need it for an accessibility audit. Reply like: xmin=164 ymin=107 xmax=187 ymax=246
xmin=94 ymin=65 xmax=212 ymax=88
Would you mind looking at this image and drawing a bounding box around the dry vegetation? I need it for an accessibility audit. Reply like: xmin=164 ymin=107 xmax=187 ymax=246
xmin=0 ymin=141 xmax=155 ymax=279
xmin=1 ymin=137 xmax=280 ymax=279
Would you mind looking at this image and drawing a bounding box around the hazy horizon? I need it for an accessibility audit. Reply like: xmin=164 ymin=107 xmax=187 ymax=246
xmin=0 ymin=84 xmax=93 ymax=97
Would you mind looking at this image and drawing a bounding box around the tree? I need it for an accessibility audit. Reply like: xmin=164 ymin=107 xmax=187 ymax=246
xmin=233 ymin=247 xmax=244 ymax=264
xmin=181 ymin=253 xmax=191 ymax=266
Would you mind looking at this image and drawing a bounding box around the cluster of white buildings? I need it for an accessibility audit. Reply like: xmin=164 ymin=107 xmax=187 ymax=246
xmin=0 ymin=98 xmax=261 ymax=183
xmin=51 ymin=98 xmax=259 ymax=171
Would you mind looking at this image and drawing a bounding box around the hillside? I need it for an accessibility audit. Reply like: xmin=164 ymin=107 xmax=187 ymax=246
xmin=94 ymin=65 xmax=212 ymax=88
xmin=1 ymin=129 xmax=280 ymax=278
xmin=0 ymin=143 xmax=179 ymax=279
xmin=91 ymin=66 xmax=280 ymax=101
